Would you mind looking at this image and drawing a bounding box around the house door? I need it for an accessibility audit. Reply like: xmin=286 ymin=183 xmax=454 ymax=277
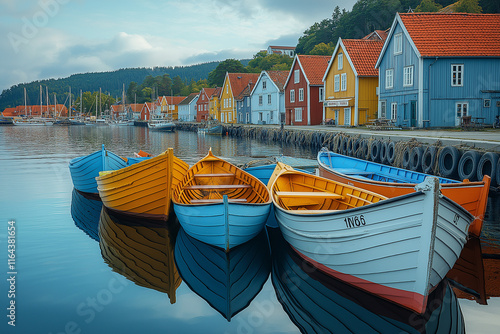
xmin=410 ymin=101 xmax=417 ymax=127
xmin=455 ymin=102 xmax=468 ymax=126
xmin=344 ymin=107 xmax=351 ymax=126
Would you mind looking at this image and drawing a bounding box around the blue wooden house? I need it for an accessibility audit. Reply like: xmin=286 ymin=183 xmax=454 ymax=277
xmin=235 ymin=82 xmax=254 ymax=124
xmin=375 ymin=13 xmax=500 ymax=128
xmin=250 ymin=71 xmax=288 ymax=125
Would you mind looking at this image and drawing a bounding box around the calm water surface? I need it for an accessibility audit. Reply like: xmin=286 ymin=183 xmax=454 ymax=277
xmin=0 ymin=126 xmax=499 ymax=334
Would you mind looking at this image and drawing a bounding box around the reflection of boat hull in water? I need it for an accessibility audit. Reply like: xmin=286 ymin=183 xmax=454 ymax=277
xmin=96 ymin=149 xmax=189 ymax=220
xmin=98 ymin=208 xmax=181 ymax=303
xmin=269 ymin=228 xmax=465 ymax=334
xmin=174 ymin=227 xmax=270 ymax=321
xmin=70 ymin=188 xmax=102 ymax=241
xmin=198 ymin=124 xmax=223 ymax=135
xmin=269 ymin=163 xmax=473 ymax=314
xmin=173 ymin=149 xmax=271 ymax=251
xmin=317 ymin=149 xmax=490 ymax=237
xmin=148 ymin=120 xmax=175 ymax=131
xmin=69 ymin=144 xmax=128 ymax=194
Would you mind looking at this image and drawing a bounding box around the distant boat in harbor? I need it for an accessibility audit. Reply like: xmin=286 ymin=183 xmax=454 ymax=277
xmin=148 ymin=119 xmax=175 ymax=131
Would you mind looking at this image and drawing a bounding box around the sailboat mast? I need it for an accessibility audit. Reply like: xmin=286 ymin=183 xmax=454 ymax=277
xmin=69 ymin=86 xmax=72 ymax=118
xmin=46 ymin=86 xmax=49 ymax=117
xmin=99 ymin=87 xmax=102 ymax=118
xmin=122 ymin=83 xmax=125 ymax=120
xmin=54 ymin=93 xmax=57 ymax=117
xmin=80 ymin=90 xmax=82 ymax=116
xmin=40 ymin=85 xmax=42 ymax=117
xmin=24 ymin=87 xmax=27 ymax=117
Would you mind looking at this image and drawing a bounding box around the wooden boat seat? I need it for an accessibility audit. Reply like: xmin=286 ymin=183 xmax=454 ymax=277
xmin=193 ymin=173 xmax=235 ymax=178
xmin=190 ymin=198 xmax=248 ymax=204
xmin=276 ymin=191 xmax=344 ymax=200
xmin=184 ymin=184 xmax=252 ymax=190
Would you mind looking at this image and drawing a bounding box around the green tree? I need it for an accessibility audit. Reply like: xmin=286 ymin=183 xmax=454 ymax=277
xmin=126 ymin=81 xmax=138 ymax=103
xmin=309 ymin=42 xmax=335 ymax=55
xmin=415 ymin=0 xmax=443 ymax=11
xmin=172 ymin=76 xmax=185 ymax=95
xmin=207 ymin=59 xmax=246 ymax=87
xmin=141 ymin=87 xmax=153 ymax=102
xmin=455 ymin=0 xmax=482 ymax=12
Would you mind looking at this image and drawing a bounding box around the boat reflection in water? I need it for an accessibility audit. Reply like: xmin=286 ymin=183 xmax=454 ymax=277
xmin=174 ymin=227 xmax=271 ymax=321
xmin=70 ymin=188 xmax=102 ymax=241
xmin=98 ymin=208 xmax=181 ymax=304
xmin=268 ymin=228 xmax=465 ymax=334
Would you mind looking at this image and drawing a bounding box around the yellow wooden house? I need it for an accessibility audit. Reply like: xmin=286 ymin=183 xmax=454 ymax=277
xmin=157 ymin=96 xmax=186 ymax=120
xmin=220 ymin=72 xmax=259 ymax=124
xmin=209 ymin=87 xmax=222 ymax=121
xmin=323 ymin=38 xmax=384 ymax=126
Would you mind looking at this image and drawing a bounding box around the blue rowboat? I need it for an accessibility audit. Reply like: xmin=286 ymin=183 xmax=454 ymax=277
xmin=317 ymin=149 xmax=490 ymax=237
xmin=269 ymin=163 xmax=473 ymax=314
xmin=174 ymin=227 xmax=270 ymax=321
xmin=98 ymin=208 xmax=181 ymax=304
xmin=70 ymin=188 xmax=102 ymax=241
xmin=173 ymin=149 xmax=271 ymax=251
xmin=269 ymin=228 xmax=465 ymax=334
xmin=69 ymin=144 xmax=128 ymax=194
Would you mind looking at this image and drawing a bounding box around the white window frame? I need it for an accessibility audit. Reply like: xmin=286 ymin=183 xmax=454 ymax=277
xmin=294 ymin=69 xmax=300 ymax=83
xmin=298 ymin=88 xmax=304 ymax=102
xmin=341 ymin=73 xmax=347 ymax=91
xmin=385 ymin=69 xmax=393 ymax=89
xmin=403 ymin=66 xmax=414 ymax=87
xmin=259 ymin=95 xmax=263 ymax=105
xmin=268 ymin=94 xmax=271 ymax=104
xmin=319 ymin=87 xmax=324 ymax=102
xmin=263 ymin=81 xmax=267 ymax=89
xmin=451 ymin=64 xmax=463 ymax=87
xmin=334 ymin=74 xmax=340 ymax=92
xmin=290 ymin=89 xmax=295 ymax=103
xmin=246 ymin=97 xmax=250 ymax=107
xmin=294 ymin=107 xmax=302 ymax=122
xmin=344 ymin=107 xmax=351 ymax=126
xmin=391 ymin=102 xmax=397 ymax=120
xmin=380 ymin=100 xmax=387 ymax=119
xmin=394 ymin=33 xmax=402 ymax=55
xmin=338 ymin=53 xmax=343 ymax=70
xmin=246 ymin=112 xmax=249 ymax=123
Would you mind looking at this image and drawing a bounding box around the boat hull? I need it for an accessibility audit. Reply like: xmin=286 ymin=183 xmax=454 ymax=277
xmin=272 ymin=173 xmax=473 ymax=314
xmin=317 ymin=150 xmax=490 ymax=237
xmin=96 ymin=149 xmax=189 ymax=219
xmin=69 ymin=145 xmax=127 ymax=194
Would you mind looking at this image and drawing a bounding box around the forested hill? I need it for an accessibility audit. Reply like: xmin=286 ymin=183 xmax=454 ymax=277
xmin=0 ymin=62 xmax=222 ymax=110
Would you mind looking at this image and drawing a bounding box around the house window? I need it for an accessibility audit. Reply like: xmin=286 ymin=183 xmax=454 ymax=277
xmin=268 ymin=94 xmax=271 ymax=104
xmin=226 ymin=85 xmax=229 ymax=93
xmin=344 ymin=107 xmax=350 ymax=125
xmin=484 ymin=99 xmax=491 ymax=108
xmin=202 ymin=94 xmax=205 ymax=100
xmin=334 ymin=75 xmax=340 ymax=92
xmin=394 ymin=33 xmax=402 ymax=55
xmin=228 ymin=112 xmax=232 ymax=121
xmin=247 ymin=98 xmax=250 ymax=107
xmin=246 ymin=112 xmax=249 ymax=123
xmin=380 ymin=100 xmax=387 ymax=118
xmin=298 ymin=88 xmax=304 ymax=102
xmin=263 ymin=81 xmax=267 ymax=89
xmin=385 ymin=69 xmax=393 ymax=89
xmin=319 ymin=87 xmax=324 ymax=102
xmin=338 ymin=53 xmax=343 ymax=70
xmin=294 ymin=70 xmax=300 ymax=83
xmin=294 ymin=107 xmax=302 ymax=122
xmin=290 ymin=89 xmax=295 ymax=103
xmin=391 ymin=102 xmax=397 ymax=120
xmin=341 ymin=73 xmax=347 ymax=91
xmin=229 ymin=98 xmax=232 ymax=107
xmin=270 ymin=111 xmax=274 ymax=121
xmin=403 ymin=66 xmax=413 ymax=87
xmin=451 ymin=64 xmax=463 ymax=87
xmin=259 ymin=96 xmax=263 ymax=105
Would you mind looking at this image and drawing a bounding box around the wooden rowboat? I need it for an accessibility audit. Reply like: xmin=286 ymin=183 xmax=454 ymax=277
xmin=269 ymin=162 xmax=473 ymax=314
xmin=99 ymin=208 xmax=181 ymax=303
xmin=172 ymin=149 xmax=271 ymax=251
xmin=69 ymin=144 xmax=128 ymax=194
xmin=174 ymin=227 xmax=270 ymax=321
xmin=96 ymin=148 xmax=189 ymax=220
xmin=269 ymin=228 xmax=465 ymax=334
xmin=317 ymin=149 xmax=490 ymax=237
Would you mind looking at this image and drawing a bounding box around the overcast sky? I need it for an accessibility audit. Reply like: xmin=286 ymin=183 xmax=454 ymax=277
xmin=0 ymin=0 xmax=356 ymax=93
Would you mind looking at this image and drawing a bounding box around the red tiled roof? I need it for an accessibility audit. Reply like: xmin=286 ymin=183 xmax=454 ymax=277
xmin=269 ymin=46 xmax=296 ymax=50
xmin=266 ymin=71 xmax=289 ymax=91
xmin=297 ymin=55 xmax=331 ymax=85
xmin=160 ymin=96 xmax=187 ymax=105
xmin=235 ymin=83 xmax=255 ymax=100
xmin=399 ymin=13 xmax=500 ymax=57
xmin=362 ymin=29 xmax=389 ymax=41
xmin=342 ymin=39 xmax=385 ymax=77
xmin=212 ymin=87 xmax=222 ymax=98
xmin=228 ymin=73 xmax=260 ymax=97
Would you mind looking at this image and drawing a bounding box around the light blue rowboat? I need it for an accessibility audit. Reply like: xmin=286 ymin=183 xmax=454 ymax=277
xmin=174 ymin=227 xmax=270 ymax=321
xmin=69 ymin=144 xmax=128 ymax=194
xmin=269 ymin=228 xmax=465 ymax=334
xmin=270 ymin=163 xmax=473 ymax=314
xmin=172 ymin=149 xmax=272 ymax=251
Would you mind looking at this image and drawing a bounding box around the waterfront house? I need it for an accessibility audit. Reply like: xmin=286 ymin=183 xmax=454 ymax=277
xmin=375 ymin=13 xmax=500 ymax=128
xmin=250 ymin=71 xmax=288 ymax=125
xmin=139 ymin=102 xmax=154 ymax=121
xmin=284 ymin=55 xmax=330 ymax=125
xmin=267 ymin=46 xmax=296 ymax=57
xmin=178 ymin=93 xmax=199 ymax=122
xmin=323 ymin=38 xmax=384 ymax=126
xmin=220 ymin=73 xmax=259 ymax=124
xmin=157 ymin=96 xmax=186 ymax=121
xmin=2 ymin=105 xmax=68 ymax=118
xmin=209 ymin=87 xmax=222 ymax=121
xmin=235 ymin=83 xmax=254 ymax=124
xmin=196 ymin=88 xmax=216 ymax=122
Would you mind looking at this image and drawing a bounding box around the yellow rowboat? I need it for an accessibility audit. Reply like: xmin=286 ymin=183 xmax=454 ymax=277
xmin=96 ymin=149 xmax=189 ymax=220
xmin=172 ymin=149 xmax=271 ymax=251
